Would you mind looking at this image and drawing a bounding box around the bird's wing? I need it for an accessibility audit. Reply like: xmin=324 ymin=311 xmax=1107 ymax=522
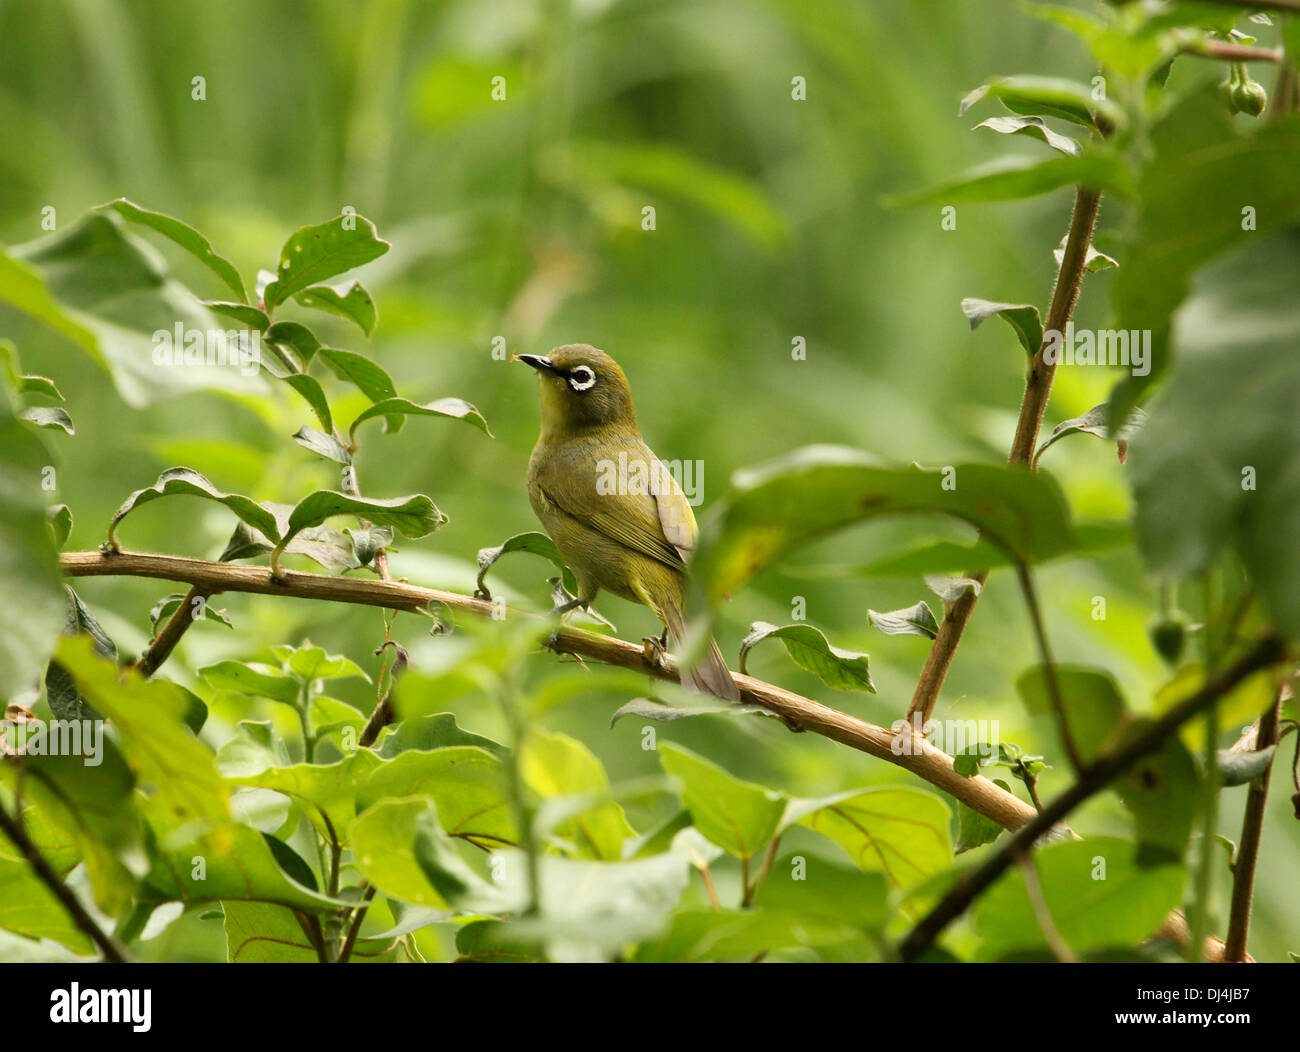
xmin=535 ymin=435 xmax=694 ymax=570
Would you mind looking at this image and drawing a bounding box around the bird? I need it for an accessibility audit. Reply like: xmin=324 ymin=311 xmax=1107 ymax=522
xmin=517 ymin=344 xmax=739 ymax=701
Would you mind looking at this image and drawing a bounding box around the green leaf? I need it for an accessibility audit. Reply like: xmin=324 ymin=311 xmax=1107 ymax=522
xmin=867 ymin=601 xmax=939 ymax=639
xmin=282 ymin=376 xmax=333 ymax=433
xmin=960 ymin=297 xmax=1043 ymax=357
xmin=956 ymin=780 xmax=1010 ymax=853
xmin=1053 ymin=235 xmax=1117 ymax=272
xmin=285 ymin=645 xmax=369 ymax=683
xmin=357 ymin=746 xmax=516 ymax=849
xmin=659 ymin=743 xmax=786 ymax=861
xmin=925 ymin=574 xmax=983 ymax=604
xmin=56 ymin=636 xmax=232 ymax=838
xmin=282 ymin=491 xmax=446 ymax=548
xmin=885 ymin=152 xmax=1131 ymax=207
xmin=609 ymin=696 xmax=767 ymax=726
xmin=101 ymin=198 xmax=247 ymax=302
xmin=1130 ymin=230 xmax=1300 ymax=637
xmin=2 ymin=400 xmax=81 ymax=691
xmin=520 ymin=732 xmax=636 ymax=860
xmin=738 ymin=621 xmax=875 ymax=692
xmin=1016 ymin=663 xmax=1129 ymax=764
xmin=0 ymin=339 xmax=63 ymax=400
xmin=10 ymin=213 xmax=265 ymax=406
xmin=1109 ymin=93 xmax=1300 ymax=421
xmin=223 ymin=901 xmax=318 ymax=963
xmin=137 ymin=803 xmax=345 ymax=913
xmin=202 ymin=301 xmax=269 ymax=331
xmin=349 ymin=396 xmax=492 ymax=440
xmin=474 ymin=531 xmax=576 ymax=598
xmin=263 ymin=214 xmax=390 ymax=310
xmin=47 ymin=504 xmax=73 ymax=549
xmin=349 ymin=796 xmax=501 ymax=910
xmin=0 ymin=249 xmax=102 ymax=374
xmin=959 ymin=75 xmax=1123 ymax=131
xmin=374 ymin=713 xmax=507 ymax=760
xmin=974 ymin=838 xmax=1184 ymax=959
xmin=1216 ymin=746 xmax=1276 ymax=787
xmin=292 ymin=425 xmax=350 ymax=465
xmin=315 ymin=347 xmax=396 ymax=402
xmin=18 ymin=406 xmax=74 ymax=434
xmin=200 ymin=660 xmax=301 ymax=705
xmin=1034 ymin=404 xmax=1145 ymax=466
xmin=0 ymin=856 xmax=95 ymax=954
xmin=974 ymin=115 xmax=1079 ymax=155
xmin=107 ymin=466 xmax=281 ymax=549
xmin=783 ymin=788 xmax=952 ymax=889
xmin=148 ymin=593 xmax=233 ymax=631
xmin=294 ymin=280 xmax=377 ymax=336
xmin=264 ymin=321 xmax=322 ymax=364
xmin=691 ymin=449 xmax=1074 ymax=608
xmin=230 ymin=752 xmax=383 ymax=843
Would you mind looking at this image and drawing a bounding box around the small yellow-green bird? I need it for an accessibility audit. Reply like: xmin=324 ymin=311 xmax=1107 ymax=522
xmin=518 ymin=344 xmax=739 ymax=700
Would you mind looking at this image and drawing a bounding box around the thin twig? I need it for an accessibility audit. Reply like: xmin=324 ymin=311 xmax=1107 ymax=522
xmin=1016 ymin=850 xmax=1077 ymax=963
xmin=1180 ymin=41 xmax=1282 ymax=63
xmin=136 ymin=585 xmax=209 ymax=677
xmin=1016 ymin=562 xmax=1084 ymax=772
xmin=1223 ymin=687 xmax=1285 ymax=961
xmin=898 ymin=635 xmax=1285 ymax=962
xmin=336 ymin=883 xmax=378 ymax=964
xmin=0 ymin=803 xmax=133 ymax=962
xmin=906 ymin=186 xmax=1103 ymax=728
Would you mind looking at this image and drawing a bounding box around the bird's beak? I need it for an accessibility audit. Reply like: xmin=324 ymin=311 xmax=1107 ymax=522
xmin=514 ymin=353 xmax=560 ymax=375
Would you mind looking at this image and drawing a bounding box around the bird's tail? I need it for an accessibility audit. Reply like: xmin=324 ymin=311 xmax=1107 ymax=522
xmin=663 ymin=602 xmax=739 ymax=702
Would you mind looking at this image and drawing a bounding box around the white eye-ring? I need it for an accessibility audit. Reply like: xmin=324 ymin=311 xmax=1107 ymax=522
xmin=568 ymin=365 xmax=596 ymax=392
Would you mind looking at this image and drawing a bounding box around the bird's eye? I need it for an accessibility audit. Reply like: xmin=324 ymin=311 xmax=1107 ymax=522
xmin=568 ymin=365 xmax=596 ymax=392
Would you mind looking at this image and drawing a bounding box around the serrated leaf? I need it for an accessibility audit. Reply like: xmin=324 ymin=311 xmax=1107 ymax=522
xmin=293 ymin=280 xmax=377 ymax=336
xmin=108 ymin=467 xmax=281 ymax=549
xmin=867 ymin=601 xmax=938 ymax=639
xmin=349 ymin=396 xmax=491 ymax=440
xmin=974 ymin=115 xmax=1080 ymax=155
xmin=739 ymin=621 xmax=875 ymax=692
xmin=101 ymin=199 xmax=247 ymax=302
xmin=263 ymin=214 xmax=390 ymax=310
xmin=961 ymin=297 xmax=1043 ymax=357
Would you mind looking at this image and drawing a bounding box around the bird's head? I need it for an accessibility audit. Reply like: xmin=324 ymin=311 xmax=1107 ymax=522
xmin=516 ymin=344 xmax=637 ymax=437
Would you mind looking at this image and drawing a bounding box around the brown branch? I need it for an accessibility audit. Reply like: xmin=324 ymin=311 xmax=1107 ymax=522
xmin=1180 ymin=41 xmax=1283 ymax=63
xmin=1196 ymin=0 xmax=1300 ymax=15
xmin=897 ymin=635 xmax=1286 ymax=962
xmin=136 ymin=585 xmax=209 ymax=677
xmin=906 ymin=186 xmax=1103 ymax=728
xmin=0 ymin=803 xmax=133 ymax=963
xmin=60 ymin=548 xmax=1038 ymax=832
xmin=1223 ymin=687 xmax=1286 ymax=961
xmin=336 ymin=883 xmax=377 ymax=964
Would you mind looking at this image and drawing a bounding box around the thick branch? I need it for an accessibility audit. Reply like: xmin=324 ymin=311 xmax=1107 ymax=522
xmin=898 ymin=635 xmax=1286 ymax=962
xmin=906 ymin=186 xmax=1103 ymax=727
xmin=60 ymin=549 xmax=1038 ymax=832
xmin=0 ymin=804 xmax=133 ymax=963
xmin=1223 ymin=689 xmax=1285 ymax=961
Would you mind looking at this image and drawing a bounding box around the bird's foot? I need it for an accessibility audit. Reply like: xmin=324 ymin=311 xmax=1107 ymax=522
xmin=642 ymin=635 xmax=671 ymax=672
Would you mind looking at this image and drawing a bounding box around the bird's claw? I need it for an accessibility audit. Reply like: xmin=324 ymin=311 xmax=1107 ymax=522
xmin=642 ymin=635 xmax=671 ymax=672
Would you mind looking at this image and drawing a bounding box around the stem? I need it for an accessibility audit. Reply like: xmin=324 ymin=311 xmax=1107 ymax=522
xmin=0 ymin=803 xmax=133 ymax=963
xmin=1188 ymin=575 xmax=1222 ymax=961
xmin=906 ymin=186 xmax=1103 ymax=728
xmin=136 ymin=585 xmax=209 ymax=676
xmin=336 ymin=883 xmax=377 ymax=963
xmin=1016 ymin=562 xmax=1083 ymax=772
xmin=897 ymin=635 xmax=1285 ymax=962
xmin=60 ymin=549 xmax=1040 ymax=831
xmin=1223 ymin=688 xmax=1285 ymax=961
xmin=1181 ymin=41 xmax=1282 ymax=62
xmin=1017 ymin=850 xmax=1077 ymax=963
